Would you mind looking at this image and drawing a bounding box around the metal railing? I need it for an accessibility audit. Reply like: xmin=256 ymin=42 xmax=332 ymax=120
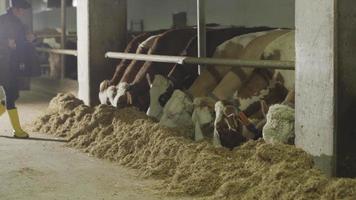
xmin=36 ymin=34 xmax=77 ymax=39
xmin=36 ymin=48 xmax=78 ymax=57
xmin=105 ymin=52 xmax=295 ymax=70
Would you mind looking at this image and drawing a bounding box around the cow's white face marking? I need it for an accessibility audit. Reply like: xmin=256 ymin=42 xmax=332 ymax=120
xmin=147 ymin=75 xmax=171 ymax=120
xmin=99 ymin=80 xmax=111 ymax=105
xmin=192 ymin=98 xmax=215 ymax=141
xmin=112 ymin=82 xmax=130 ymax=107
xmin=159 ymin=90 xmax=194 ymax=130
xmin=99 ymin=90 xmax=108 ymax=105
xmin=213 ymin=101 xmax=226 ymax=147
xmin=262 ymin=104 xmax=295 ymax=144
xmin=106 ymin=85 xmax=118 ymax=105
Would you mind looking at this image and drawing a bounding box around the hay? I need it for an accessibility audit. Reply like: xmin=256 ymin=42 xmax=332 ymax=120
xmin=32 ymin=93 xmax=356 ymax=199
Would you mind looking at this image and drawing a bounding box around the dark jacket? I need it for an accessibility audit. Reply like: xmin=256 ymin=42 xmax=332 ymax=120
xmin=0 ymin=10 xmax=38 ymax=89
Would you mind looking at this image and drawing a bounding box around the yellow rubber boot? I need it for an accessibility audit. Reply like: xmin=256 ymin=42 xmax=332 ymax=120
xmin=0 ymin=103 xmax=5 ymax=117
xmin=7 ymin=109 xmax=29 ymax=138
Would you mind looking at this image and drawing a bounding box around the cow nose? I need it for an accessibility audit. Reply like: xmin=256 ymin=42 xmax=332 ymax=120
xmin=159 ymin=94 xmax=169 ymax=107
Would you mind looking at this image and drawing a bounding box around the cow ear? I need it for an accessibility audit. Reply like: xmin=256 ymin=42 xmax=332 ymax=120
xmin=146 ymin=74 xmax=153 ymax=87
xmin=99 ymin=80 xmax=110 ymax=92
xmin=261 ymin=100 xmax=269 ymax=118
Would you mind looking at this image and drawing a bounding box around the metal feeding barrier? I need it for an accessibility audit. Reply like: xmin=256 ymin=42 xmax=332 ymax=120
xmin=105 ymin=52 xmax=295 ymax=70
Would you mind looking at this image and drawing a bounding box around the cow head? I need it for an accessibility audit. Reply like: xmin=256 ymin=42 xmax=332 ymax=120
xmin=262 ymin=104 xmax=295 ymax=144
xmin=262 ymin=89 xmax=295 ymax=144
xmin=112 ymin=82 xmax=130 ymax=108
xmin=191 ymin=97 xmax=215 ymax=141
xmin=147 ymin=75 xmax=172 ymax=120
xmin=159 ymin=90 xmax=194 ymax=136
xmin=214 ymin=101 xmax=245 ymax=149
xmin=106 ymin=85 xmax=118 ymax=105
xmin=99 ymin=80 xmax=111 ymax=105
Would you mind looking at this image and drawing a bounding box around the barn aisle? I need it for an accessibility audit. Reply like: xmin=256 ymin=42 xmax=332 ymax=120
xmin=0 ymin=78 xmax=191 ymax=200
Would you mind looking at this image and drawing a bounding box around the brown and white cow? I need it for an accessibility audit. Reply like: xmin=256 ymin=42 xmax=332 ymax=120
xmin=213 ymin=31 xmax=296 ymax=149
xmin=99 ymin=30 xmax=165 ymax=104
xmin=213 ymin=88 xmax=295 ymax=149
xmin=42 ymin=38 xmax=61 ymax=79
xmin=107 ymin=35 xmax=161 ymax=106
xmin=159 ymin=29 xmax=291 ymax=141
xmin=156 ymin=30 xmax=276 ymax=129
xmin=148 ymin=26 xmax=276 ymax=120
xmin=111 ymin=28 xmax=198 ymax=111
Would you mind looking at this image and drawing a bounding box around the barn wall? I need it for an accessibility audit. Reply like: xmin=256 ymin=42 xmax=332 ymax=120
xmin=128 ymin=0 xmax=295 ymax=31
xmin=30 ymin=0 xmax=294 ymax=34
xmin=33 ymin=7 xmax=77 ymax=33
xmin=0 ymin=1 xmax=6 ymax=14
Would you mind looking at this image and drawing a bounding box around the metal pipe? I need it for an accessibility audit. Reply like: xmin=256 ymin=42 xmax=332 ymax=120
xmin=36 ymin=48 xmax=78 ymax=56
xmin=184 ymin=57 xmax=295 ymax=70
xmin=105 ymin=52 xmax=295 ymax=70
xmin=105 ymin=52 xmax=186 ymax=64
xmin=61 ymin=0 xmax=67 ymax=79
xmin=36 ymin=34 xmax=77 ymax=39
xmin=197 ymin=0 xmax=206 ymax=74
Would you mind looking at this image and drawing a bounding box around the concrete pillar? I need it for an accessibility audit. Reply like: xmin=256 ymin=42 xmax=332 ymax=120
xmin=0 ymin=1 xmax=7 ymax=14
xmin=77 ymin=0 xmax=127 ymax=105
xmin=296 ymin=0 xmax=356 ymax=177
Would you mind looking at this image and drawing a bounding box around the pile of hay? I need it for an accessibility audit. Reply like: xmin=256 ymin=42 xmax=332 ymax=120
xmin=32 ymin=93 xmax=356 ymax=199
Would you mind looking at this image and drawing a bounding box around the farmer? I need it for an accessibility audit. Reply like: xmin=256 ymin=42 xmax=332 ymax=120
xmin=0 ymin=0 xmax=33 ymax=138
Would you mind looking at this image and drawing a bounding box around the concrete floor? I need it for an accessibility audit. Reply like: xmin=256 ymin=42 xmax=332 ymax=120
xmin=0 ymin=78 xmax=190 ymax=200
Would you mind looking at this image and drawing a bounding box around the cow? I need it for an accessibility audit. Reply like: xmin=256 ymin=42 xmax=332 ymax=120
xmin=159 ymin=29 xmax=291 ymax=141
xmin=213 ymin=31 xmax=296 ymax=149
xmin=106 ymin=35 xmax=161 ymax=106
xmin=233 ymin=31 xmax=295 ymax=119
xmin=259 ymin=31 xmax=295 ymax=145
xmin=41 ymin=38 xmax=61 ymax=79
xmin=99 ymin=30 xmax=165 ymax=105
xmin=111 ymin=28 xmax=198 ymax=111
xmin=147 ymin=26 xmax=276 ymax=120
xmin=213 ymin=89 xmax=295 ymax=149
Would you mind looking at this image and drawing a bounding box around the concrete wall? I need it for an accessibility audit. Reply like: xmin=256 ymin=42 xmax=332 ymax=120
xmin=128 ymin=0 xmax=295 ymax=31
xmin=31 ymin=0 xmax=76 ymax=33
xmin=31 ymin=0 xmax=294 ymax=33
xmin=0 ymin=1 xmax=7 ymax=14
xmin=33 ymin=7 xmax=77 ymax=33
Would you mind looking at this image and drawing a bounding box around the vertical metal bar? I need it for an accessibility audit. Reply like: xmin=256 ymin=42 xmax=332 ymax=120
xmin=197 ymin=0 xmax=206 ymax=74
xmin=140 ymin=19 xmax=144 ymax=32
xmin=61 ymin=0 xmax=67 ymax=79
